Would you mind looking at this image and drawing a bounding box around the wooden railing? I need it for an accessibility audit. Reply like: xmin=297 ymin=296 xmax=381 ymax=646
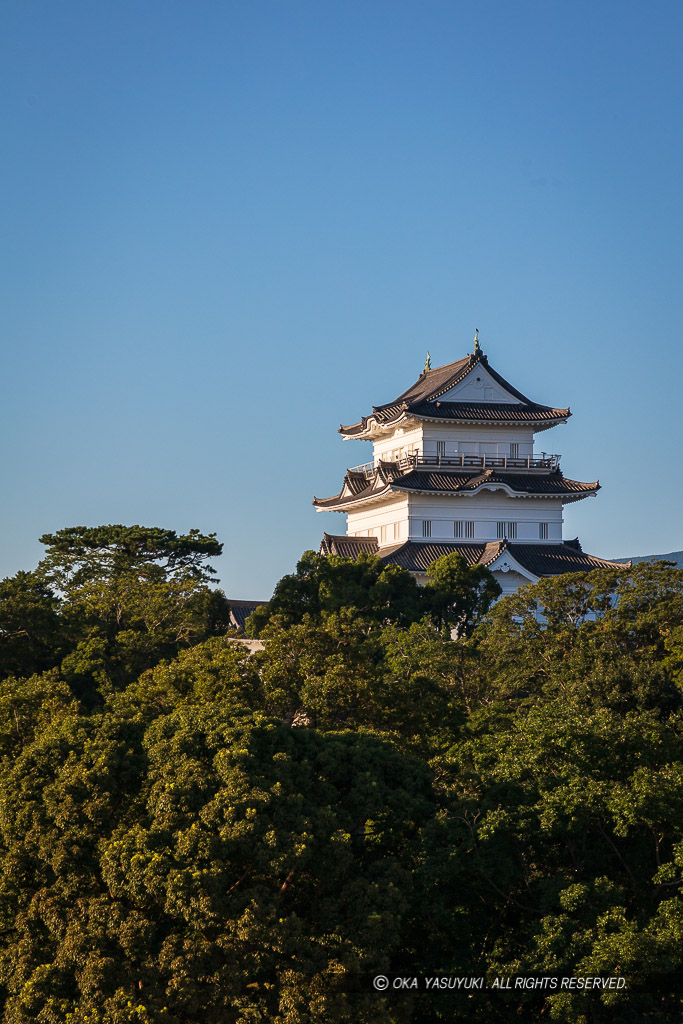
xmin=349 ymin=453 xmax=561 ymax=476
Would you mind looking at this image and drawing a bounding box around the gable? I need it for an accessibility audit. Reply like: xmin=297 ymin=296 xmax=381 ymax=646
xmin=486 ymin=550 xmax=538 ymax=582
xmin=434 ymin=363 xmax=524 ymax=404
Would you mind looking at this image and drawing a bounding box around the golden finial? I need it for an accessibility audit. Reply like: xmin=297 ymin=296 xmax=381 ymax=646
xmin=473 ymin=329 xmax=480 ymax=353
xmin=424 ymin=351 xmax=431 ymax=372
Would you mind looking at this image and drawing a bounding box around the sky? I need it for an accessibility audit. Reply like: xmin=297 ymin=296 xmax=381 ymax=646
xmin=1 ymin=1 xmax=682 ymax=599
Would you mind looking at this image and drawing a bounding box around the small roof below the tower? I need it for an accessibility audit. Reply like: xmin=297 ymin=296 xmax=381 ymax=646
xmin=319 ymin=533 xmax=629 ymax=577
xmin=340 ymin=345 xmax=570 ymax=438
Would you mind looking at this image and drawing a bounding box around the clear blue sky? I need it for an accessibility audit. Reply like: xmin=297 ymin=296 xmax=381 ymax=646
xmin=2 ymin=1 xmax=682 ymax=598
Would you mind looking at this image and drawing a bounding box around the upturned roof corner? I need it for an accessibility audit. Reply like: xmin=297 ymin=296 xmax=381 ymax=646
xmin=339 ymin=347 xmax=569 ymax=439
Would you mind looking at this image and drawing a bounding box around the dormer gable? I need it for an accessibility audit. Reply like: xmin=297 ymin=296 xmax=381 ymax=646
xmin=338 ymin=341 xmax=570 ymax=438
xmin=435 ymin=361 xmax=524 ymax=404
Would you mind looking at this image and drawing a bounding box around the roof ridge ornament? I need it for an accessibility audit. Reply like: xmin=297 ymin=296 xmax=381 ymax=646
xmin=424 ymin=351 xmax=431 ymax=373
xmin=473 ymin=328 xmax=481 ymax=354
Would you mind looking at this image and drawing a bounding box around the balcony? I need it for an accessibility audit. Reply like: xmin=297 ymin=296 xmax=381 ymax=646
xmin=349 ymin=452 xmax=561 ymax=476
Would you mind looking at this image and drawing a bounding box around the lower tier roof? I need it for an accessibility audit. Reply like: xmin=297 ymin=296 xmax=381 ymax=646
xmin=313 ymin=465 xmax=599 ymax=510
xmin=319 ymin=533 xmax=627 ymax=577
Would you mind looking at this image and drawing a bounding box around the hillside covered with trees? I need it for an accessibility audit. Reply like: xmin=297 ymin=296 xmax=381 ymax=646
xmin=0 ymin=525 xmax=682 ymax=1023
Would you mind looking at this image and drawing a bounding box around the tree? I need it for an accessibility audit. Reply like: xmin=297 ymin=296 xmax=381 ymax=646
xmin=108 ymin=637 xmax=265 ymax=721
xmin=0 ymin=706 xmax=434 ymax=1024
xmin=424 ymin=553 xmax=501 ymax=635
xmin=2 ymin=538 xmax=682 ymax=1022
xmin=38 ymin=525 xmax=223 ymax=590
xmin=423 ymin=693 xmax=683 ymax=1022
xmin=247 ymin=549 xmax=500 ymax=638
xmin=0 ymin=572 xmax=64 ymax=681
xmin=410 ymin=564 xmax=683 ymax=1022
xmin=0 ymin=669 xmax=78 ymax=760
xmin=470 ymin=565 xmax=683 ymax=715
xmin=247 ymin=550 xmax=425 ymax=635
xmin=33 ymin=526 xmax=230 ymax=700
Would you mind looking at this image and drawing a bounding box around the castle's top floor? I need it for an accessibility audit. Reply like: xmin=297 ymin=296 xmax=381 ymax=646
xmin=339 ymin=339 xmax=570 ymax=441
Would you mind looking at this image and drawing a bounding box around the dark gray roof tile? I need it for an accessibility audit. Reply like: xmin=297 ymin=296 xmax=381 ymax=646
xmin=318 ymin=536 xmax=627 ymax=578
xmin=340 ymin=350 xmax=570 ymax=436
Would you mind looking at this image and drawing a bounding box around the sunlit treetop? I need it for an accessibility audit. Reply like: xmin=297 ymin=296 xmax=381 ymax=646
xmin=38 ymin=524 xmax=223 ymax=588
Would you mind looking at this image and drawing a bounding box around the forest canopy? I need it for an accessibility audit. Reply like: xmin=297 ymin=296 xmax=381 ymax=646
xmin=0 ymin=526 xmax=682 ymax=1022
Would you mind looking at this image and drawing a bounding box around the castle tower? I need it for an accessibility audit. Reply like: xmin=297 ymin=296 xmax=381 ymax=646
xmin=313 ymin=337 xmax=623 ymax=595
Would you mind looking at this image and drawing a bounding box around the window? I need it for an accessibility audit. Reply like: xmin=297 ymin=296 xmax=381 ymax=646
xmin=510 ymin=443 xmax=519 ymax=458
xmin=422 ymin=520 xmax=432 ymax=538
xmin=539 ymin=522 xmax=549 ymax=540
xmin=507 ymin=522 xmax=517 ymax=539
xmin=393 ymin=523 xmax=399 ymax=540
xmin=457 ymin=520 xmax=477 ymax=539
xmin=436 ymin=441 xmax=446 ymax=457
xmin=380 ymin=525 xmax=387 ymax=543
xmin=497 ymin=522 xmax=517 ymax=539
xmin=497 ymin=521 xmax=506 ymax=539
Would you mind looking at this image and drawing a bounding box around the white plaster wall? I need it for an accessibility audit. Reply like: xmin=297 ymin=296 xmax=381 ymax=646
xmin=371 ymin=420 xmax=553 ymax=464
xmin=407 ymin=520 xmax=563 ymax=542
xmin=343 ymin=488 xmax=566 ymax=545
xmin=372 ymin=425 xmax=423 ymax=464
xmin=436 ymin=364 xmax=523 ymax=403
xmin=406 ymin=491 xmax=564 ymax=519
xmin=420 ymin=423 xmax=536 ymax=445
xmin=404 ymin=491 xmax=564 ymax=542
xmin=346 ymin=496 xmax=410 ymax=545
xmin=422 ymin=437 xmax=535 ymax=459
xmin=493 ymin=570 xmax=533 ymax=597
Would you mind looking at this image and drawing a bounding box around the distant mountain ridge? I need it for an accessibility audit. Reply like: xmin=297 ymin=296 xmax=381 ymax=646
xmin=613 ymin=550 xmax=683 ymax=568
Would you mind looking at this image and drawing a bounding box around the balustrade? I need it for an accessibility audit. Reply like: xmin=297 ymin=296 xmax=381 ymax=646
xmin=349 ymin=452 xmax=561 ymax=476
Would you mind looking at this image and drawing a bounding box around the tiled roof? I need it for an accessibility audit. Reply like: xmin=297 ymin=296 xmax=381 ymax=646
xmin=314 ymin=466 xmax=599 ymax=510
xmin=340 ymin=350 xmax=570 ymax=437
xmin=382 ymin=541 xmax=489 ymax=571
xmin=319 ymin=535 xmax=491 ymax=570
xmin=407 ymin=400 xmax=568 ymax=423
xmin=508 ymin=544 xmax=626 ymax=576
xmin=374 ymin=355 xmax=471 ymax=410
xmin=318 ymin=535 xmax=627 ymax=578
xmin=319 ymin=533 xmax=381 ymax=557
xmin=394 ymin=470 xmax=599 ymax=497
xmin=314 ymin=473 xmax=393 ymax=508
xmin=344 ymin=470 xmax=371 ymax=495
xmin=227 ymin=598 xmax=267 ymax=631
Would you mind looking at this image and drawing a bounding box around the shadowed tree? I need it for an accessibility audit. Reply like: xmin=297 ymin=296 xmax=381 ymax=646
xmin=35 ymin=525 xmax=230 ymax=700
xmin=0 ymin=706 xmax=433 ymax=1024
xmin=0 ymin=572 xmax=64 ymax=681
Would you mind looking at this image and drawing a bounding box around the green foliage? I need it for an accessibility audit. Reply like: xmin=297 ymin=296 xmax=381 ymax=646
xmin=56 ymin=572 xmax=232 ymax=699
xmin=1 ymin=533 xmax=683 ymax=1021
xmin=0 ymin=706 xmax=432 ymax=1023
xmin=0 ymin=669 xmax=78 ymax=760
xmin=250 ymin=551 xmax=496 ymax=751
xmin=0 ymin=573 xmax=64 ymax=679
xmin=424 ymin=553 xmax=501 ymax=634
xmin=247 ymin=550 xmax=499 ymax=639
xmin=109 ymin=638 xmax=265 ymax=721
xmin=258 ymin=615 xmax=466 ymax=756
xmin=246 ymin=551 xmax=425 ymax=635
xmin=473 ymin=566 xmax=683 ymax=715
xmin=0 ymin=525 xmax=232 ymax=703
xmin=38 ymin=525 xmax=223 ymax=588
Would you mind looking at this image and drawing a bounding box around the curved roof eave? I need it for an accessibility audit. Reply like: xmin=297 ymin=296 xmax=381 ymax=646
xmin=339 ymin=350 xmax=570 ymax=436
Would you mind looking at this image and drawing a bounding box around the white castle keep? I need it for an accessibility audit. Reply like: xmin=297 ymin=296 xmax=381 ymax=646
xmin=314 ymin=334 xmax=622 ymax=596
